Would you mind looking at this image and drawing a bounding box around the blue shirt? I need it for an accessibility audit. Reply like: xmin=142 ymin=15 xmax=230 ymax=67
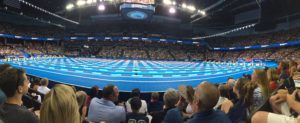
xmin=88 ymin=98 xmax=126 ymax=123
xmin=185 ymin=110 xmax=231 ymax=123
xmin=163 ymin=108 xmax=183 ymax=123
xmin=227 ymin=101 xmax=247 ymax=123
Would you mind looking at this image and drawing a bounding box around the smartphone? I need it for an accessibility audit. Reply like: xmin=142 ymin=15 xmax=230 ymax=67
xmin=284 ymin=78 xmax=300 ymax=102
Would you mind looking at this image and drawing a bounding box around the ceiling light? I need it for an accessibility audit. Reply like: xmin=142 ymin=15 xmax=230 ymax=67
xmin=87 ymin=0 xmax=93 ymax=4
xmin=98 ymin=4 xmax=105 ymax=11
xmin=66 ymin=3 xmax=74 ymax=10
xmin=163 ymin=0 xmax=172 ymax=5
xmin=76 ymin=0 xmax=86 ymax=6
xmin=172 ymin=1 xmax=176 ymax=5
xmin=187 ymin=5 xmax=196 ymax=11
xmin=182 ymin=3 xmax=187 ymax=8
xmin=169 ymin=7 xmax=176 ymax=14
xmin=198 ymin=10 xmax=206 ymax=15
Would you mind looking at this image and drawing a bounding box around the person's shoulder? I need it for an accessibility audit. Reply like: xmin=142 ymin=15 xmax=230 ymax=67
xmin=213 ymin=110 xmax=232 ymax=123
xmin=170 ymin=107 xmax=181 ymax=112
xmin=115 ymin=105 xmax=126 ymax=112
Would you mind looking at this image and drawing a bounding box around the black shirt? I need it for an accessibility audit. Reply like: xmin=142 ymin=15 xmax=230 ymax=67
xmin=0 ymin=103 xmax=39 ymax=123
xmin=126 ymin=112 xmax=149 ymax=123
xmin=150 ymin=107 xmax=174 ymax=123
xmin=147 ymin=101 xmax=163 ymax=113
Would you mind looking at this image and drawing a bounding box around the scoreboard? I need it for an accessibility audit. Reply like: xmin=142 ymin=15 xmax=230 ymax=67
xmin=120 ymin=0 xmax=155 ymax=20
xmin=123 ymin=0 xmax=155 ymax=5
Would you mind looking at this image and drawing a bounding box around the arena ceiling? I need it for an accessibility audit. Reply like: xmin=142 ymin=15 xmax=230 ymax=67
xmin=1 ymin=0 xmax=299 ymax=38
xmin=0 ymin=0 xmax=259 ymax=25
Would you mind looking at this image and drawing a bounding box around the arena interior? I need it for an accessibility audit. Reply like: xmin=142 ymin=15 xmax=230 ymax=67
xmin=0 ymin=0 xmax=300 ymax=123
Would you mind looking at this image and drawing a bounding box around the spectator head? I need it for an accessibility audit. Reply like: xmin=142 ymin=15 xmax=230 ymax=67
xmin=163 ymin=88 xmax=179 ymax=109
xmin=186 ymin=85 xmax=195 ymax=103
xmin=233 ymin=78 xmax=248 ymax=99
xmin=227 ymin=79 xmax=236 ymax=89
xmin=31 ymin=82 xmax=40 ymax=91
xmin=192 ymin=81 xmax=219 ymax=113
xmin=131 ymin=88 xmax=141 ymax=98
xmin=130 ymin=97 xmax=141 ymax=113
xmin=90 ymin=85 xmax=99 ymax=98
xmin=0 ymin=68 xmax=29 ymax=99
xmin=242 ymin=82 xmax=256 ymax=107
xmin=102 ymin=84 xmax=119 ymax=102
xmin=267 ymin=68 xmax=279 ymax=82
xmin=218 ymin=84 xmax=228 ymax=98
xmin=151 ymin=92 xmax=159 ymax=101
xmin=40 ymin=84 xmax=80 ymax=123
xmin=178 ymin=85 xmax=195 ymax=103
xmin=76 ymin=91 xmax=87 ymax=108
xmin=40 ymin=78 xmax=49 ymax=86
xmin=289 ymin=60 xmax=297 ymax=68
xmin=279 ymin=61 xmax=289 ymax=71
xmin=0 ymin=64 xmax=11 ymax=73
xmin=252 ymin=68 xmax=270 ymax=99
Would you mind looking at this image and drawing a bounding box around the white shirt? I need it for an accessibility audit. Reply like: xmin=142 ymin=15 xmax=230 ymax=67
xmin=125 ymin=98 xmax=147 ymax=114
xmin=37 ymin=86 xmax=51 ymax=95
xmin=186 ymin=103 xmax=193 ymax=114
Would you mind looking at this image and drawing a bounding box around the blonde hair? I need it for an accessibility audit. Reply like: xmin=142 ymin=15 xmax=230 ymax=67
xmin=76 ymin=91 xmax=87 ymax=108
xmin=40 ymin=84 xmax=80 ymax=123
xmin=254 ymin=69 xmax=270 ymax=99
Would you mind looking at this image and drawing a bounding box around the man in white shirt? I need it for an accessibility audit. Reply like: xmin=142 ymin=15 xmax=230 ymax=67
xmin=37 ymin=78 xmax=50 ymax=95
xmin=125 ymin=88 xmax=147 ymax=114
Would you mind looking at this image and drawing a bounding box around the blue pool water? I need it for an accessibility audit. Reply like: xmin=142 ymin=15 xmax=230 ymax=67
xmin=1 ymin=58 xmax=277 ymax=92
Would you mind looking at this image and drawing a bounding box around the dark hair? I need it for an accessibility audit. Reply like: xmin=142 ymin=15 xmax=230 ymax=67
xmin=130 ymin=97 xmax=141 ymax=111
xmin=151 ymin=92 xmax=159 ymax=101
xmin=40 ymin=78 xmax=48 ymax=86
xmin=242 ymin=82 xmax=256 ymax=107
xmin=0 ymin=68 xmax=26 ymax=97
xmin=0 ymin=64 xmax=11 ymax=73
xmin=280 ymin=61 xmax=289 ymax=70
xmin=218 ymin=84 xmax=228 ymax=97
xmin=102 ymin=84 xmax=115 ymax=99
xmin=131 ymin=88 xmax=140 ymax=98
xmin=186 ymin=85 xmax=195 ymax=103
xmin=235 ymin=78 xmax=256 ymax=107
xmin=90 ymin=86 xmax=99 ymax=98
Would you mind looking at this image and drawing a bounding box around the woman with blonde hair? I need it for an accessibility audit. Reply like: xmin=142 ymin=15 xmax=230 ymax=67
xmin=289 ymin=60 xmax=298 ymax=77
xmin=76 ymin=91 xmax=89 ymax=123
xmin=40 ymin=84 xmax=80 ymax=123
xmin=252 ymin=68 xmax=271 ymax=109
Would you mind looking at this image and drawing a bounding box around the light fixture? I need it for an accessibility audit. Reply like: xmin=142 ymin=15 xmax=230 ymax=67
xmin=87 ymin=0 xmax=93 ymax=4
xmin=76 ymin=0 xmax=86 ymax=6
xmin=172 ymin=1 xmax=176 ymax=5
xmin=182 ymin=3 xmax=187 ymax=8
xmin=163 ymin=0 xmax=172 ymax=5
xmin=198 ymin=10 xmax=206 ymax=16
xmin=66 ymin=3 xmax=74 ymax=10
xmin=187 ymin=5 xmax=196 ymax=11
xmin=98 ymin=4 xmax=105 ymax=11
xmin=169 ymin=7 xmax=176 ymax=14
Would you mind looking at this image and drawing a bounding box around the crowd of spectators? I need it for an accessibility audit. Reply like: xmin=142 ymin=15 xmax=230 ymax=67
xmin=207 ymin=28 xmax=300 ymax=48
xmin=0 ymin=23 xmax=63 ymax=38
xmin=1 ymin=37 xmax=300 ymax=61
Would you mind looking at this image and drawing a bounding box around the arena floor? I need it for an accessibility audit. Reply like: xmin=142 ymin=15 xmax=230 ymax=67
xmin=1 ymin=58 xmax=277 ymax=92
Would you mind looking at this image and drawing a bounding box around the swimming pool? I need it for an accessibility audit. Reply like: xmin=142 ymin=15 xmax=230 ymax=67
xmin=1 ymin=58 xmax=277 ymax=92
